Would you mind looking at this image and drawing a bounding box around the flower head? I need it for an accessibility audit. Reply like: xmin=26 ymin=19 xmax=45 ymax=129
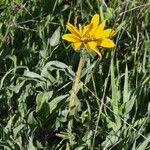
xmin=62 ymin=14 xmax=116 ymax=56
xmin=11 ymin=4 xmax=18 ymax=12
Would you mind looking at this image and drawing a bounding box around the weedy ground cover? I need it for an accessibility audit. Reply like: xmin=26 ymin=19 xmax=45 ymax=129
xmin=0 ymin=0 xmax=150 ymax=149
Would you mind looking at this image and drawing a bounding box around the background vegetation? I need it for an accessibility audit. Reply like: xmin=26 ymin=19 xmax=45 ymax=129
xmin=0 ymin=0 xmax=150 ymax=149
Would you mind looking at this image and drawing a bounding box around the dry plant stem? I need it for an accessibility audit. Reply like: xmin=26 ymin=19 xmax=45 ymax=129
xmin=69 ymin=56 xmax=85 ymax=108
xmin=67 ymin=56 xmax=85 ymax=149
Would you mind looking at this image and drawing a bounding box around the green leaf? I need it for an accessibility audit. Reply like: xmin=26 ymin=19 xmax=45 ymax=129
xmin=41 ymin=61 xmax=74 ymax=82
xmin=13 ymin=124 xmax=25 ymax=139
xmin=50 ymin=26 xmax=60 ymax=46
xmin=110 ymin=59 xmax=121 ymax=129
xmin=27 ymin=137 xmax=36 ymax=150
xmin=110 ymin=59 xmax=119 ymax=115
xmin=36 ymin=91 xmax=53 ymax=112
xmin=123 ymin=65 xmax=129 ymax=103
xmin=27 ymin=111 xmax=38 ymax=125
xmin=49 ymin=94 xmax=69 ymax=114
xmin=24 ymin=70 xmax=46 ymax=81
xmin=125 ymin=93 xmax=136 ymax=115
xmin=9 ymin=80 xmax=25 ymax=93
xmin=4 ymin=116 xmax=15 ymax=133
xmin=102 ymin=133 xmax=119 ymax=149
xmin=82 ymin=130 xmax=93 ymax=148
xmin=136 ymin=135 xmax=150 ymax=150
xmin=134 ymin=118 xmax=146 ymax=127
xmin=105 ymin=7 xmax=114 ymax=20
xmin=131 ymin=141 xmax=136 ymax=150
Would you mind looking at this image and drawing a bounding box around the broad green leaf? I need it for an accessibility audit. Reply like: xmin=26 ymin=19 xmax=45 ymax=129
xmin=59 ymin=109 xmax=69 ymax=122
xmin=41 ymin=61 xmax=74 ymax=81
xmin=4 ymin=115 xmax=15 ymax=133
xmin=102 ymin=133 xmax=119 ymax=149
xmin=125 ymin=93 xmax=136 ymax=115
xmin=24 ymin=70 xmax=46 ymax=81
xmin=36 ymin=91 xmax=53 ymax=112
xmin=27 ymin=137 xmax=36 ymax=150
xmin=13 ymin=124 xmax=25 ymax=139
xmin=82 ymin=130 xmax=93 ymax=148
xmin=27 ymin=111 xmax=38 ymax=125
xmin=36 ymin=140 xmax=44 ymax=149
xmin=49 ymin=94 xmax=69 ymax=114
xmin=50 ymin=26 xmax=60 ymax=46
xmin=7 ymin=55 xmax=17 ymax=71
xmin=9 ymin=80 xmax=25 ymax=93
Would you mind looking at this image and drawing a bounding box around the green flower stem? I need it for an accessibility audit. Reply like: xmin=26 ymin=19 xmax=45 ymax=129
xmin=67 ymin=56 xmax=85 ymax=149
xmin=69 ymin=56 xmax=85 ymax=108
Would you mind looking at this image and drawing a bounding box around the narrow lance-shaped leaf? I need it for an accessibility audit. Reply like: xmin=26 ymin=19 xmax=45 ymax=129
xmin=50 ymin=26 xmax=60 ymax=46
xmin=110 ymin=59 xmax=119 ymax=116
xmin=123 ymin=64 xmax=129 ymax=103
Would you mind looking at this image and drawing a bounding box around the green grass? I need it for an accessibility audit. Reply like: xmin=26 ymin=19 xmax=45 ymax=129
xmin=0 ymin=0 xmax=150 ymax=149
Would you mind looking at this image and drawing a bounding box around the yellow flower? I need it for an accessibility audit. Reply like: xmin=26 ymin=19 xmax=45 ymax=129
xmin=62 ymin=14 xmax=116 ymax=56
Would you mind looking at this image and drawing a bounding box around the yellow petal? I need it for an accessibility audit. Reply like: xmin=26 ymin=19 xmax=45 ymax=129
xmin=88 ymin=14 xmax=100 ymax=36
xmin=72 ymin=42 xmax=82 ymax=50
xmin=96 ymin=20 xmax=106 ymax=33
xmin=62 ymin=34 xmax=80 ymax=42
xmin=66 ymin=23 xmax=81 ymax=37
xmin=99 ymin=38 xmax=115 ymax=48
xmin=91 ymin=14 xmax=99 ymax=27
xmin=95 ymin=29 xmax=116 ymax=39
xmin=82 ymin=24 xmax=92 ymax=36
xmin=93 ymin=47 xmax=102 ymax=56
xmin=84 ymin=41 xmax=97 ymax=50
